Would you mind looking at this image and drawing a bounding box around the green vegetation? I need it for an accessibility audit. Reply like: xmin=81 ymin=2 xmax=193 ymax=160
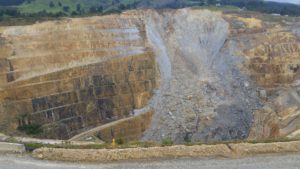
xmin=0 ymin=0 xmax=28 ymax=6
xmin=0 ymin=0 xmax=141 ymax=25
xmin=161 ymin=138 xmax=174 ymax=146
xmin=191 ymin=5 xmax=240 ymax=12
xmin=184 ymin=137 xmax=296 ymax=146
xmin=21 ymin=137 xmax=298 ymax=153
xmin=17 ymin=124 xmax=43 ymax=135
xmin=3 ymin=0 xmax=139 ymax=16
xmin=24 ymin=141 xmax=159 ymax=152
xmin=0 ymin=0 xmax=300 ymax=26
xmin=115 ymin=138 xmax=125 ymax=145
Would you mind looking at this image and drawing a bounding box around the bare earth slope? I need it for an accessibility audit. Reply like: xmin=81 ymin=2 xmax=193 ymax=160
xmin=0 ymin=8 xmax=299 ymax=143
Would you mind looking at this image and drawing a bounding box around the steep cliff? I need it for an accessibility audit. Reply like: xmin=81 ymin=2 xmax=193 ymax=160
xmin=0 ymin=8 xmax=299 ymax=142
xmin=0 ymin=14 xmax=157 ymax=139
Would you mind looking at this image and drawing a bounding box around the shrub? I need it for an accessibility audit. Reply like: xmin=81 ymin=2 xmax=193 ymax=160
xmin=25 ymin=143 xmax=44 ymax=152
xmin=116 ymin=138 xmax=124 ymax=145
xmin=17 ymin=124 xmax=43 ymax=135
xmin=63 ymin=6 xmax=70 ymax=12
xmin=161 ymin=138 xmax=174 ymax=146
xmin=129 ymin=141 xmax=158 ymax=148
xmin=49 ymin=1 xmax=55 ymax=8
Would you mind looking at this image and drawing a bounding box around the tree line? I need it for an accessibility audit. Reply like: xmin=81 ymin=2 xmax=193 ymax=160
xmin=0 ymin=0 xmax=299 ymax=23
xmin=0 ymin=0 xmax=33 ymax=6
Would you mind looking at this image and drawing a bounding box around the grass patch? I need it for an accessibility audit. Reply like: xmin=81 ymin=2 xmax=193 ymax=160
xmin=24 ymin=143 xmax=109 ymax=152
xmin=23 ymin=137 xmax=298 ymax=152
xmin=5 ymin=137 xmax=18 ymax=143
xmin=191 ymin=5 xmax=241 ymax=12
xmin=24 ymin=140 xmax=160 ymax=152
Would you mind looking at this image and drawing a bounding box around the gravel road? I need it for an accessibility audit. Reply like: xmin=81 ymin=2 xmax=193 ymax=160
xmin=0 ymin=153 xmax=300 ymax=169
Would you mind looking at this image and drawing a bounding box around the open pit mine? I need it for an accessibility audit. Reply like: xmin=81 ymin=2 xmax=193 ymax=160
xmin=0 ymin=8 xmax=299 ymax=144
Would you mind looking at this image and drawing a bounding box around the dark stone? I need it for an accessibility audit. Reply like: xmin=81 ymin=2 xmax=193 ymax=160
xmin=119 ymin=84 xmax=130 ymax=94
xmin=97 ymin=99 xmax=114 ymax=120
xmin=45 ymin=110 xmax=54 ymax=121
xmin=32 ymin=97 xmax=48 ymax=112
xmin=144 ymin=80 xmax=152 ymax=91
xmin=79 ymin=87 xmax=94 ymax=101
xmin=6 ymin=73 xmax=14 ymax=82
xmin=6 ymin=60 xmax=14 ymax=80
xmin=93 ymin=75 xmax=114 ymax=86
xmin=104 ymin=85 xmax=116 ymax=96
xmin=73 ymin=78 xmax=81 ymax=90
xmin=61 ymin=116 xmax=83 ymax=132
xmin=28 ymin=113 xmax=46 ymax=125
xmin=94 ymin=86 xmax=103 ymax=98
xmin=53 ymin=105 xmax=76 ymax=120
xmin=82 ymin=77 xmax=90 ymax=88
xmin=92 ymin=75 xmax=102 ymax=86
xmin=48 ymin=92 xmax=78 ymax=108
xmin=214 ymin=104 xmax=252 ymax=140
xmin=290 ymin=64 xmax=299 ymax=73
xmin=41 ymin=123 xmax=70 ymax=140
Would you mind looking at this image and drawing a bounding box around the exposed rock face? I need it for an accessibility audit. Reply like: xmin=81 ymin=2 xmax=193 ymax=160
xmin=0 ymin=8 xmax=299 ymax=142
xmin=225 ymin=14 xmax=300 ymax=141
xmin=144 ymin=10 xmax=300 ymax=143
xmin=0 ymin=15 xmax=157 ymax=139
xmin=143 ymin=9 xmax=260 ymax=143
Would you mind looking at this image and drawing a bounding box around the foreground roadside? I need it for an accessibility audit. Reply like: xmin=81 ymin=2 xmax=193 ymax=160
xmin=1 ymin=153 xmax=300 ymax=169
xmin=1 ymin=132 xmax=300 ymax=163
xmin=32 ymin=141 xmax=300 ymax=162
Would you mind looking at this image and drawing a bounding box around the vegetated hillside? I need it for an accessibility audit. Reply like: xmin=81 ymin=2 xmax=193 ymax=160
xmin=0 ymin=0 xmax=139 ymax=16
xmin=20 ymin=0 xmax=300 ymax=16
xmin=17 ymin=0 xmax=139 ymax=15
xmin=0 ymin=0 xmax=300 ymax=24
xmin=0 ymin=0 xmax=27 ymax=6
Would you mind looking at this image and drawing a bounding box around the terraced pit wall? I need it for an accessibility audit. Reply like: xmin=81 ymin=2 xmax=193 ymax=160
xmin=0 ymin=14 xmax=157 ymax=139
xmin=225 ymin=14 xmax=300 ymax=140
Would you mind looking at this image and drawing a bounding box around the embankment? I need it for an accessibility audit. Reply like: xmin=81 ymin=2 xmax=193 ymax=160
xmin=32 ymin=141 xmax=300 ymax=162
